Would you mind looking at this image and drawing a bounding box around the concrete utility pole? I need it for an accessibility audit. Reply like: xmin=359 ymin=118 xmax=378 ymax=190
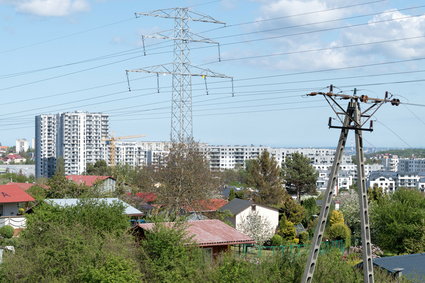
xmin=126 ymin=8 xmax=233 ymax=143
xmin=301 ymin=86 xmax=400 ymax=283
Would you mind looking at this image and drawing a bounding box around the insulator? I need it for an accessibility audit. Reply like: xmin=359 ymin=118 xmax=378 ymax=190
xmin=360 ymin=95 xmax=369 ymax=103
xmin=308 ymin=92 xmax=318 ymax=96
xmin=391 ymin=98 xmax=400 ymax=106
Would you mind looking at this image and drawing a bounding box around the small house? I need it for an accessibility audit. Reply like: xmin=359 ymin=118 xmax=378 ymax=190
xmin=134 ymin=219 xmax=254 ymax=258
xmin=0 ymin=185 xmax=34 ymax=229
xmin=65 ymin=175 xmax=116 ymax=193
xmin=218 ymin=198 xmax=279 ymax=236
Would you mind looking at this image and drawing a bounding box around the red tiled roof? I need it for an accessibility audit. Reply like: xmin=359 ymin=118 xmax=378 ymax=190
xmin=184 ymin=199 xmax=228 ymax=212
xmin=6 ymin=182 xmax=35 ymax=191
xmin=137 ymin=219 xmax=254 ymax=247
xmin=134 ymin=192 xmax=157 ymax=203
xmin=66 ymin=175 xmax=113 ymax=187
xmin=0 ymin=185 xmax=35 ymax=203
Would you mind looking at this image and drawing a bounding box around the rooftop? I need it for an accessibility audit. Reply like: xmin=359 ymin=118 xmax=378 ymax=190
xmin=373 ymin=253 xmax=425 ymax=282
xmin=0 ymin=185 xmax=35 ymax=203
xmin=65 ymin=175 xmax=113 ymax=187
xmin=137 ymin=219 xmax=254 ymax=247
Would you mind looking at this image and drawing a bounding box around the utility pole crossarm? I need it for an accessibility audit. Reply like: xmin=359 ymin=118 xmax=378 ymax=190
xmin=127 ymin=63 xmax=232 ymax=78
xmin=135 ymin=8 xmax=226 ymax=24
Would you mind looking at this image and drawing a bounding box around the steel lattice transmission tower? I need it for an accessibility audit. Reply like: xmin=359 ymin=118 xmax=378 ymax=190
xmin=126 ymin=8 xmax=233 ymax=143
xmin=301 ymin=86 xmax=400 ymax=283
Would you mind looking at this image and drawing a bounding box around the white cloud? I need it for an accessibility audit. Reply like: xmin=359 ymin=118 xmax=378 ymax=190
xmin=245 ymin=1 xmax=425 ymax=71
xmin=7 ymin=0 xmax=90 ymax=17
xmin=341 ymin=10 xmax=425 ymax=59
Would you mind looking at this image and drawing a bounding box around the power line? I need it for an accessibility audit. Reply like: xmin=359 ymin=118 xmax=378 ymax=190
xmin=0 ymin=17 xmax=135 ymax=54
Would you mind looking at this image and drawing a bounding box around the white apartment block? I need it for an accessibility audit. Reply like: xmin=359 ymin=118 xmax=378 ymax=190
xmin=398 ymin=158 xmax=425 ymax=173
xmin=113 ymin=141 xmax=171 ymax=167
xmin=16 ymin=139 xmax=29 ymax=153
xmin=35 ymin=112 xmax=108 ymax=178
xmin=202 ymin=145 xmax=352 ymax=171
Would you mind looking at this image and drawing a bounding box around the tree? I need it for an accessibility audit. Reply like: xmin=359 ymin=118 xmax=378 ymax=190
xmin=329 ymin=210 xmax=344 ymax=226
xmin=371 ymin=188 xmax=425 ymax=254
xmin=238 ymin=211 xmax=274 ymax=244
xmin=1 ymin=201 xmax=141 ymax=282
xmin=246 ymin=150 xmax=285 ymax=206
xmin=156 ymin=142 xmax=218 ymax=212
xmin=282 ymin=152 xmax=318 ymax=201
xmin=277 ymin=215 xmax=296 ymax=243
xmin=86 ymin=160 xmax=109 ymax=175
xmin=281 ymin=196 xmax=305 ymax=224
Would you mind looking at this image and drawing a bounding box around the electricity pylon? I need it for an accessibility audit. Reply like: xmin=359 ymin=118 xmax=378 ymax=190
xmin=126 ymin=8 xmax=233 ymax=143
xmin=301 ymin=86 xmax=400 ymax=283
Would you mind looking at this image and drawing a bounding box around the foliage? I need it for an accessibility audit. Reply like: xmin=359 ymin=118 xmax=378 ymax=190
xmin=26 ymin=185 xmax=48 ymax=201
xmin=282 ymin=152 xmax=318 ymax=201
xmin=371 ymin=188 xmax=425 ymax=254
xmin=1 ymin=202 xmax=139 ymax=282
xmin=140 ymin=222 xmax=206 ymax=282
xmin=328 ymin=223 xmax=351 ymax=248
xmin=368 ymin=186 xmax=385 ymax=203
xmin=270 ymin=234 xmax=284 ymax=246
xmin=330 ymin=210 xmax=344 ymax=226
xmin=0 ymin=225 xmax=14 ymax=239
xmin=281 ymin=196 xmax=305 ymax=224
xmin=277 ymin=215 xmax=296 ymax=243
xmin=86 ymin=160 xmax=109 ymax=175
xmin=228 ymin=188 xmax=236 ymax=201
xmin=0 ymin=172 xmax=35 ymax=184
xmin=301 ymin=197 xmax=319 ymax=227
xmin=24 ymin=199 xmax=130 ymax=237
xmin=78 ymin=255 xmax=142 ymax=282
xmin=156 ymin=142 xmax=218 ymax=212
xmin=298 ymin=231 xmax=309 ymax=245
xmin=246 ymin=150 xmax=285 ymax=206
xmin=337 ymin=191 xmax=361 ymax=243
xmin=238 ymin=210 xmax=274 ymax=244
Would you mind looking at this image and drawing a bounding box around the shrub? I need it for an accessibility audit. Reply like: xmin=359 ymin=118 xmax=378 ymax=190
xmin=328 ymin=223 xmax=351 ymax=248
xmin=298 ymin=231 xmax=309 ymax=245
xmin=270 ymin=234 xmax=284 ymax=246
xmin=0 ymin=225 xmax=14 ymax=239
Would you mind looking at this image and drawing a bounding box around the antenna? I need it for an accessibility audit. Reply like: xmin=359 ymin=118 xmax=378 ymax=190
xmin=301 ymin=85 xmax=400 ymax=283
xmin=126 ymin=8 xmax=233 ymax=143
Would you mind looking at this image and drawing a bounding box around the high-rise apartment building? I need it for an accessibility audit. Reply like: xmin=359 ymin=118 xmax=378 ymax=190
xmin=35 ymin=114 xmax=60 ymax=178
xmin=35 ymin=112 xmax=109 ymax=178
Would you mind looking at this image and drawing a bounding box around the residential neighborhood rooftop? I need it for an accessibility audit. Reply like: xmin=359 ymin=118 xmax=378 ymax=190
xmin=373 ymin=253 xmax=425 ymax=282
xmin=137 ymin=219 xmax=255 ymax=247
xmin=0 ymin=185 xmax=35 ymax=203
xmin=65 ymin=175 xmax=113 ymax=187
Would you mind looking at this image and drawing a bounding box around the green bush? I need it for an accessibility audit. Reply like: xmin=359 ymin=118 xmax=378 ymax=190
xmin=270 ymin=234 xmax=284 ymax=246
xmin=298 ymin=231 xmax=309 ymax=245
xmin=0 ymin=225 xmax=14 ymax=239
xmin=328 ymin=223 xmax=351 ymax=248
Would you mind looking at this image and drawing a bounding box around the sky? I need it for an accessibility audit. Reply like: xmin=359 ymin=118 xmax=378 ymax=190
xmin=1 ymin=0 xmax=425 ymax=148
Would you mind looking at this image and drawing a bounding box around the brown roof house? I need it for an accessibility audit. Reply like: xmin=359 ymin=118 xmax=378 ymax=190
xmin=134 ymin=219 xmax=254 ymax=258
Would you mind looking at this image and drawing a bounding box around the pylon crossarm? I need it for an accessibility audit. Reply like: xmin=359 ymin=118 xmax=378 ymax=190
xmin=145 ymin=31 xmax=219 ymax=45
xmin=360 ymin=103 xmax=384 ymax=128
xmin=135 ymin=8 xmax=226 ymax=25
xmin=325 ymin=95 xmax=361 ymax=128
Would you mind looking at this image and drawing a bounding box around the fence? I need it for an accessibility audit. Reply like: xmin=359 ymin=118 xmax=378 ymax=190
xmin=0 ymin=216 xmax=27 ymax=229
xmin=239 ymin=240 xmax=345 ymax=258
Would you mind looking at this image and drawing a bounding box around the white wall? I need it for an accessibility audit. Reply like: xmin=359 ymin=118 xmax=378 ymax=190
xmin=235 ymin=204 xmax=279 ymax=235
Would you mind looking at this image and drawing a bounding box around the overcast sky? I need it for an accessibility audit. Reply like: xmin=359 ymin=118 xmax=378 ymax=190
xmin=1 ymin=0 xmax=425 ymax=148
